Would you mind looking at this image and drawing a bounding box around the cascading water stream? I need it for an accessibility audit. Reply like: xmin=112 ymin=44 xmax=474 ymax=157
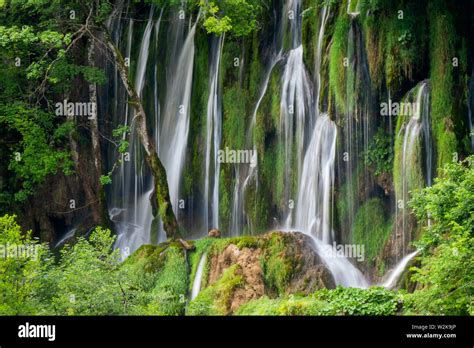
xmin=382 ymin=250 xmax=419 ymax=289
xmin=280 ymin=0 xmax=312 ymax=227
xmin=159 ymin=15 xmax=199 ymax=219
xmin=397 ymin=82 xmax=431 ymax=253
xmin=295 ymin=115 xmax=336 ymax=243
xmin=191 ymin=253 xmax=207 ymax=300
xmin=109 ymin=7 xmax=199 ymax=257
xmin=347 ymin=0 xmax=360 ymax=17
xmin=204 ymin=35 xmax=224 ymax=231
xmin=54 ymin=228 xmax=77 ymax=248
xmin=284 ymin=4 xmax=367 ymax=287
xmin=113 ymin=8 xmax=155 ymax=256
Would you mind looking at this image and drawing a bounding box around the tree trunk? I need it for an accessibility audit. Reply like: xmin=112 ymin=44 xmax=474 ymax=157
xmin=103 ymin=31 xmax=179 ymax=239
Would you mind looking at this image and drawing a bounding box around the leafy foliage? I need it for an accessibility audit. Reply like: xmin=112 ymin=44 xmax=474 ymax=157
xmin=198 ymin=0 xmax=260 ymax=37
xmin=0 ymin=103 xmax=73 ymax=202
xmin=404 ymin=157 xmax=474 ymax=315
xmin=0 ymin=215 xmax=46 ymax=315
xmin=236 ymin=287 xmax=400 ymax=316
xmin=363 ymin=127 xmax=394 ymax=176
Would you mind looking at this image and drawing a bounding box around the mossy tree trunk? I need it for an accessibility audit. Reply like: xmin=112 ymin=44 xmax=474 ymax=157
xmin=102 ymin=30 xmax=179 ymax=239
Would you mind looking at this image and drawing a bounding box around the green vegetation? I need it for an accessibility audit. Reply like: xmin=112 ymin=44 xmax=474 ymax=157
xmin=236 ymin=287 xmax=400 ymax=316
xmin=359 ymin=0 xmax=428 ymax=92
xmin=187 ymin=264 xmax=243 ymax=315
xmin=428 ymin=0 xmax=459 ymax=169
xmin=0 ymin=215 xmax=45 ymax=314
xmin=352 ymin=198 xmax=393 ymax=265
xmin=405 ymin=157 xmax=474 ymax=315
xmin=0 ymin=0 xmax=472 ymax=319
xmin=393 ymin=83 xmax=428 ymax=200
xmin=328 ymin=9 xmax=350 ymax=114
xmin=260 ymin=233 xmax=299 ymax=296
xmin=363 ymin=127 xmax=394 ymax=177
xmin=198 ymin=0 xmax=261 ymax=37
xmin=0 ymin=215 xmax=188 ymax=315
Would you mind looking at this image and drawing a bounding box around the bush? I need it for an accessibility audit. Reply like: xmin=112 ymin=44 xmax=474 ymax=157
xmin=405 ymin=157 xmax=474 ymax=315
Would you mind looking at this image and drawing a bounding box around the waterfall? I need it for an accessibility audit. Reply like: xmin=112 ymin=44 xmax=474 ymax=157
xmin=113 ymin=8 xmax=155 ymax=256
xmin=295 ymin=115 xmax=336 ymax=243
xmin=397 ymin=82 xmax=431 ymax=253
xmin=159 ymin=16 xmax=199 ymax=220
xmin=191 ymin=253 xmax=207 ymax=300
xmin=280 ymin=0 xmax=312 ymax=227
xmin=280 ymin=45 xmax=312 ymax=203
xmin=106 ymin=7 xmax=198 ymax=257
xmin=203 ymin=35 xmax=224 ymax=231
xmin=382 ymin=250 xmax=419 ymax=289
xmin=311 ymin=237 xmax=368 ymax=288
xmin=286 ymin=4 xmax=367 ymax=287
xmin=292 ymin=114 xmax=368 ymax=288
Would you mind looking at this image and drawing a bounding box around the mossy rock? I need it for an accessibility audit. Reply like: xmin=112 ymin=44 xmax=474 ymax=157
xmin=187 ymin=264 xmax=244 ymax=315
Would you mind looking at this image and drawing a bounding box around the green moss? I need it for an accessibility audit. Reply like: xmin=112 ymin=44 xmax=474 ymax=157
xmin=218 ymin=167 xmax=231 ymax=232
xmin=187 ymin=264 xmax=244 ymax=315
xmin=259 ymin=233 xmax=299 ymax=296
xmin=429 ymin=0 xmax=458 ymax=169
xmin=352 ymin=198 xmax=393 ymax=264
xmin=384 ymin=2 xmax=427 ymax=92
xmin=329 ymin=7 xmax=350 ymax=114
xmin=301 ymin=0 xmax=320 ymax=77
xmin=359 ymin=0 xmax=428 ymax=92
xmin=223 ymin=85 xmax=246 ymax=150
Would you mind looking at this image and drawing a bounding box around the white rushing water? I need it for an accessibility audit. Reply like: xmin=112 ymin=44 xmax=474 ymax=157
xmin=311 ymin=237 xmax=368 ymax=288
xmin=398 ymin=82 xmax=430 ymax=252
xmin=281 ymin=44 xmax=312 ymax=227
xmin=284 ymin=4 xmax=367 ymax=288
xmin=111 ymin=8 xmax=198 ymax=257
xmin=159 ymin=16 xmax=199 ymax=219
xmin=382 ymin=250 xmax=419 ymax=289
xmin=191 ymin=253 xmax=207 ymax=300
xmin=204 ymin=35 xmax=224 ymax=231
xmin=114 ymin=8 xmax=155 ymax=256
xmin=295 ymin=114 xmax=336 ymax=244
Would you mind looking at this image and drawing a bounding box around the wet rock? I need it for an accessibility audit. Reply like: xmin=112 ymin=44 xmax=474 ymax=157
xmin=208 ymin=228 xmax=221 ymax=238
